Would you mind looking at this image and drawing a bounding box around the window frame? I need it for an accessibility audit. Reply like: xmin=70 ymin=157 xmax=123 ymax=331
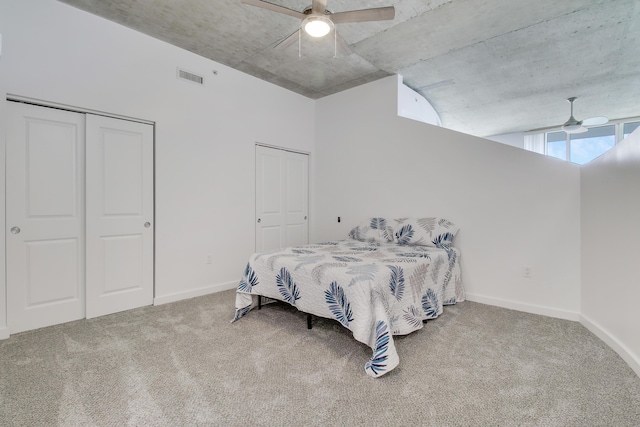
xmin=526 ymin=116 xmax=640 ymax=165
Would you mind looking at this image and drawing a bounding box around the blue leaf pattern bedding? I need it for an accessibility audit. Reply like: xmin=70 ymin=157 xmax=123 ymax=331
xmin=232 ymin=240 xmax=464 ymax=378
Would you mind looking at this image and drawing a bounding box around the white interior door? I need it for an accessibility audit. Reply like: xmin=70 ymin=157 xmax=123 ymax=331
xmin=85 ymin=115 xmax=154 ymax=319
xmin=255 ymin=145 xmax=308 ymax=251
xmin=6 ymin=102 xmax=86 ymax=334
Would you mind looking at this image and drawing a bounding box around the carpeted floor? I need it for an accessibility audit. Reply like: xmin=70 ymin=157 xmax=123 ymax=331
xmin=1 ymin=289 xmax=639 ymax=426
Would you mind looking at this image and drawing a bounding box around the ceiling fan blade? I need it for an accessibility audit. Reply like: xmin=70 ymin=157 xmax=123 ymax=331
xmin=331 ymin=6 xmax=395 ymax=24
xmin=242 ymin=0 xmax=305 ymax=19
xmin=274 ymin=29 xmax=300 ymax=50
xmin=311 ymin=0 xmax=328 ymax=14
xmin=582 ymin=116 xmax=609 ymax=126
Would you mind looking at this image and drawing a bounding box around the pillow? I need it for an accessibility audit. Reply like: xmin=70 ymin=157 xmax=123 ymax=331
xmin=348 ymin=217 xmax=394 ymax=243
xmin=393 ymin=217 xmax=459 ymax=247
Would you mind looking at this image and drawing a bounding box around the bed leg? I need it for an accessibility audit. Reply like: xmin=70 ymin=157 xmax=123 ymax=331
xmin=258 ymin=295 xmax=262 ymax=310
xmin=307 ymin=313 xmax=312 ymax=329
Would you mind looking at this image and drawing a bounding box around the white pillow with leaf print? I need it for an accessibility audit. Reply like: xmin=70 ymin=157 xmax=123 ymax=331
xmin=393 ymin=217 xmax=459 ymax=247
xmin=348 ymin=217 xmax=394 ymax=243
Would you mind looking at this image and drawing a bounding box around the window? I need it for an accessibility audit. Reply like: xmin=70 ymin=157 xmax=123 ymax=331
xmin=569 ymin=125 xmax=615 ymax=165
xmin=623 ymin=121 xmax=640 ymax=139
xmin=530 ymin=118 xmax=640 ymax=165
xmin=546 ymin=126 xmax=615 ymax=165
xmin=546 ymin=131 xmax=567 ymax=161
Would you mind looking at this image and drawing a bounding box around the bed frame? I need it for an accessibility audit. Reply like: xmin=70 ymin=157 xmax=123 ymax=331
xmin=258 ymin=295 xmax=313 ymax=329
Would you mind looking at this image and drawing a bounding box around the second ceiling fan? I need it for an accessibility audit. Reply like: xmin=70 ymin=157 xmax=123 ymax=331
xmin=561 ymin=97 xmax=608 ymax=134
xmin=242 ymin=0 xmax=395 ymax=53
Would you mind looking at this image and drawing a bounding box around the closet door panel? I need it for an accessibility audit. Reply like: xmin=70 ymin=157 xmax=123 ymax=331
xmin=255 ymin=146 xmax=285 ymax=251
xmin=285 ymin=151 xmax=308 ymax=247
xmin=255 ymin=146 xmax=308 ymax=252
xmin=85 ymin=115 xmax=154 ymax=319
xmin=6 ymin=102 xmax=85 ymax=333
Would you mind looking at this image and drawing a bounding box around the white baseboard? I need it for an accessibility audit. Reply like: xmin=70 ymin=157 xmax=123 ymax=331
xmin=580 ymin=314 xmax=640 ymax=378
xmin=465 ymin=293 xmax=639 ymax=378
xmin=0 ymin=282 xmax=239 ymax=339
xmin=153 ymin=280 xmax=238 ymax=306
xmin=464 ymin=293 xmax=580 ymax=321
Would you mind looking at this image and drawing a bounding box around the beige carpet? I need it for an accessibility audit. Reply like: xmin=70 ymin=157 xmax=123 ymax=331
xmin=1 ymin=289 xmax=639 ymax=426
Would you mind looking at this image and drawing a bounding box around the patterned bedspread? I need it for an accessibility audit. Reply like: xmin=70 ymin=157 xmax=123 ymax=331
xmin=232 ymin=240 xmax=464 ymax=377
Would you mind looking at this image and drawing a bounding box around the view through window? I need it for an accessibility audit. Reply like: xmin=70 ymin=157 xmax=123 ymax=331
xmin=541 ymin=119 xmax=639 ymax=165
xmin=570 ymin=125 xmax=615 ymax=165
xmin=546 ymin=131 xmax=567 ymax=161
xmin=624 ymin=121 xmax=640 ymax=139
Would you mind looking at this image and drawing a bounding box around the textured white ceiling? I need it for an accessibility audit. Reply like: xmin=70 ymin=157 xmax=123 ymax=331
xmin=57 ymin=0 xmax=640 ymax=137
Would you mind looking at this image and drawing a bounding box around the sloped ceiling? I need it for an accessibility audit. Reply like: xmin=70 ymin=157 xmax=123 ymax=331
xmin=57 ymin=0 xmax=640 ymax=137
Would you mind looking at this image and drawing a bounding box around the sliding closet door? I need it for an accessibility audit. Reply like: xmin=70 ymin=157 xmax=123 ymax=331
xmin=256 ymin=145 xmax=285 ymax=251
xmin=6 ymin=102 xmax=86 ymax=333
xmin=255 ymin=145 xmax=308 ymax=251
xmin=85 ymin=115 xmax=154 ymax=319
xmin=284 ymin=150 xmax=308 ymax=247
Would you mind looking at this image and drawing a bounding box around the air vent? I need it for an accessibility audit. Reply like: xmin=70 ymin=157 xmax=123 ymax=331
xmin=177 ymin=68 xmax=204 ymax=85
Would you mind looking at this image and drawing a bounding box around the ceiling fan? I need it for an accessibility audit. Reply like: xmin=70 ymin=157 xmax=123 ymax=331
xmin=242 ymin=0 xmax=395 ymax=53
xmin=561 ymin=97 xmax=608 ymax=134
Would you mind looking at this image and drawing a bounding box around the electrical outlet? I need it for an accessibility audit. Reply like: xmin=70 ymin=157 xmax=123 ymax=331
xmin=207 ymin=255 xmax=213 ymax=264
xmin=522 ymin=266 xmax=532 ymax=278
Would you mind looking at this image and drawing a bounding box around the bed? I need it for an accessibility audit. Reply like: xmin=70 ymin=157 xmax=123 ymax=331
xmin=232 ymin=217 xmax=465 ymax=377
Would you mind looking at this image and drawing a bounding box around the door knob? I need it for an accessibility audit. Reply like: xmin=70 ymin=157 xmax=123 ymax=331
xmin=304 ymin=216 xmax=307 ymax=220
xmin=10 ymin=226 xmax=21 ymax=234
xmin=144 ymin=222 xmax=151 ymax=228
xmin=257 ymin=218 xmax=261 ymax=223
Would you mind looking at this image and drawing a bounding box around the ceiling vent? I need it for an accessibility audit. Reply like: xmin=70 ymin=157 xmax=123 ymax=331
xmin=177 ymin=68 xmax=204 ymax=85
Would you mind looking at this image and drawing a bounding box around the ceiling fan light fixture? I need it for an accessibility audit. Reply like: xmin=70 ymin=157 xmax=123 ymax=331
xmin=561 ymin=116 xmax=582 ymax=133
xmin=562 ymin=97 xmax=588 ymax=134
xmin=562 ymin=123 xmax=588 ymax=134
xmin=303 ymin=15 xmax=332 ymax=37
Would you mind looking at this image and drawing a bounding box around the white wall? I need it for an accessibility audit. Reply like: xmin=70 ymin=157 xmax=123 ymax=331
xmin=0 ymin=64 xmax=6 ymax=338
xmin=315 ymin=76 xmax=582 ymax=319
xmin=0 ymin=0 xmax=315 ymax=335
xmin=397 ymin=78 xmax=441 ymax=126
xmin=580 ymin=128 xmax=640 ymax=376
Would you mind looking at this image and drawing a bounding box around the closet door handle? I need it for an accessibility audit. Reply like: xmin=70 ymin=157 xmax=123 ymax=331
xmin=144 ymin=222 xmax=151 ymax=228
xmin=257 ymin=218 xmax=262 ymax=223
xmin=10 ymin=226 xmax=21 ymax=234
